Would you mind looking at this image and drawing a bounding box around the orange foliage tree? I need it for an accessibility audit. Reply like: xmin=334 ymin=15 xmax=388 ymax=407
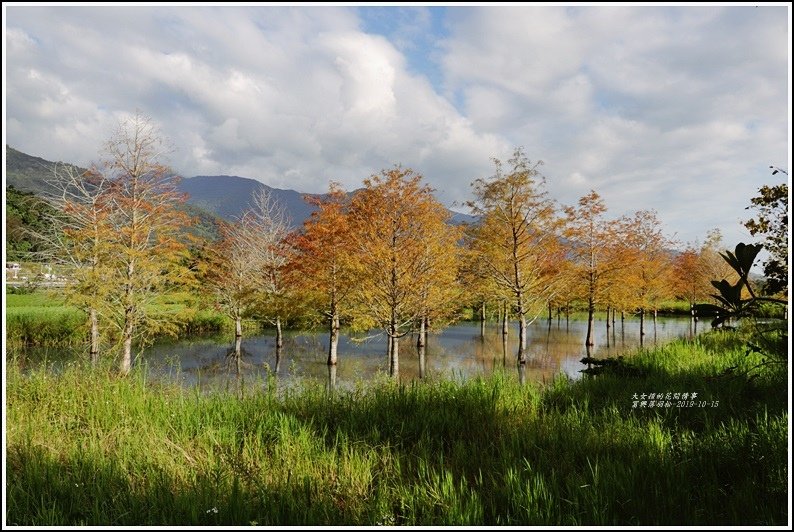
xmin=673 ymin=228 xmax=740 ymax=316
xmin=290 ymin=183 xmax=362 ymax=365
xmin=564 ymin=191 xmax=625 ymax=347
xmin=101 ymin=112 xmax=194 ymax=374
xmin=39 ymin=164 xmax=115 ymax=364
xmin=621 ymin=209 xmax=676 ymax=337
xmin=348 ymin=167 xmax=461 ymax=377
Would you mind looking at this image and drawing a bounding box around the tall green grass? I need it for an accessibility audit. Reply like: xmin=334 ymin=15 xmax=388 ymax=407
xmin=6 ymin=330 xmax=787 ymax=526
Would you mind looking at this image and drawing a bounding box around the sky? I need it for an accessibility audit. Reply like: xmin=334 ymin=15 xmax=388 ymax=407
xmin=3 ymin=4 xmax=791 ymax=249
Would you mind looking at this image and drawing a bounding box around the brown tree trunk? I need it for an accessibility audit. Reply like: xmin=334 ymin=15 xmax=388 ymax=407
xmin=235 ymin=314 xmax=242 ymax=338
xmin=517 ymin=297 xmax=527 ymax=363
xmin=640 ymin=308 xmax=646 ymax=337
xmin=585 ymin=270 xmax=595 ymax=346
xmin=585 ymin=295 xmax=595 ymax=347
xmin=606 ymin=306 xmax=611 ymax=330
xmin=275 ymin=345 xmax=282 ymax=373
xmin=417 ymin=315 xmax=426 ymax=349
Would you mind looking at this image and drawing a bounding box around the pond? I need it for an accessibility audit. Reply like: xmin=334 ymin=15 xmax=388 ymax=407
xmin=11 ymin=316 xmax=704 ymax=392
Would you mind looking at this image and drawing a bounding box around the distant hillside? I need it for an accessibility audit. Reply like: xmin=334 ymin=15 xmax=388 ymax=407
xmin=178 ymin=174 xmax=478 ymax=227
xmin=176 ymin=175 xmax=324 ymax=226
xmin=5 ymin=185 xmax=60 ymax=261
xmin=5 ymin=147 xmax=477 ymax=233
xmin=4 ymin=147 xmax=224 ymax=247
xmin=5 ymin=145 xmax=87 ymax=195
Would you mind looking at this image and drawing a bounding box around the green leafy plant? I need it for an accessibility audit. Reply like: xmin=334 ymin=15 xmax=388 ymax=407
xmin=693 ymin=243 xmax=764 ymax=326
xmin=694 ymin=243 xmax=788 ymax=366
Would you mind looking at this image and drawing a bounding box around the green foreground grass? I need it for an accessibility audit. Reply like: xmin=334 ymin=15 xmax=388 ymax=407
xmin=6 ymin=330 xmax=789 ymax=526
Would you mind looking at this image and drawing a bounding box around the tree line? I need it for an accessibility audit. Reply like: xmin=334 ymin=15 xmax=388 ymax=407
xmin=33 ymin=113 xmax=786 ymax=375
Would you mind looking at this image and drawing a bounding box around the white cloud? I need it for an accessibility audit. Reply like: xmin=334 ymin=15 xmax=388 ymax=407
xmin=440 ymin=5 xmax=789 ymax=246
xmin=3 ymin=5 xmax=789 ymax=249
xmin=4 ymin=6 xmax=504 ymax=205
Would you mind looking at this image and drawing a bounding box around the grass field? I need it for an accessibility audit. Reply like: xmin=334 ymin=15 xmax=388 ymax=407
xmin=5 ymin=290 xmax=232 ymax=346
xmin=6 ymin=328 xmax=788 ymax=526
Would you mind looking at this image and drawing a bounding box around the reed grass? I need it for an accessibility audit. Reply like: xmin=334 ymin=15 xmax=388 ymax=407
xmin=6 ymin=330 xmax=787 ymax=526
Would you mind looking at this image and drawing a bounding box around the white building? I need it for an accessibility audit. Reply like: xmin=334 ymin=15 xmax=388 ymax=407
xmin=6 ymin=262 xmax=21 ymax=279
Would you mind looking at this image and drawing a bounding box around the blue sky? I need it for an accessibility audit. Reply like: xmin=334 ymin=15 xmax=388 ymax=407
xmin=3 ymin=4 xmax=791 ymax=251
xmin=359 ymin=7 xmax=450 ymax=97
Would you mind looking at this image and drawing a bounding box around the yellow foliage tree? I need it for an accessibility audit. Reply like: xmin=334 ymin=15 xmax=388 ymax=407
xmin=467 ymin=148 xmax=564 ymax=363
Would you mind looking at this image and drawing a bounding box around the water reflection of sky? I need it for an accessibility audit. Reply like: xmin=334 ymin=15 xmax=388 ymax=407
xmin=13 ymin=317 xmax=703 ymax=392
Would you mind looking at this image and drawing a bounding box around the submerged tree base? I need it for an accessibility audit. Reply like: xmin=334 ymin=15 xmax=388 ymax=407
xmin=6 ymin=330 xmax=788 ymax=526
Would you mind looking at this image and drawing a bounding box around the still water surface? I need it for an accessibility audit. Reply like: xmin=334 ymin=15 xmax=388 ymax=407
xmin=14 ymin=316 xmax=702 ymax=392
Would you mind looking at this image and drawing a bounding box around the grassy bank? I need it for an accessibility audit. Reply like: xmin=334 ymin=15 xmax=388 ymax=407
xmin=6 ymin=329 xmax=788 ymax=526
xmin=5 ymin=291 xmax=233 ymax=346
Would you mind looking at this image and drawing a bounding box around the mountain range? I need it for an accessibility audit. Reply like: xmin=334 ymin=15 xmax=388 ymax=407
xmin=5 ymin=145 xmax=476 ymax=228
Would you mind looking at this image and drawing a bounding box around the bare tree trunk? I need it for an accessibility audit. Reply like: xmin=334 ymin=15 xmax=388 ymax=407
xmin=120 ymin=261 xmax=135 ymax=376
xmin=121 ymin=314 xmax=133 ymax=375
xmin=327 ymin=312 xmax=339 ymax=366
xmin=275 ymin=345 xmax=282 ymax=373
xmin=502 ymin=301 xmax=509 ymax=337
xmin=418 ymin=342 xmax=426 ymax=378
xmin=233 ymin=335 xmax=242 ymax=400
xmin=480 ymin=300 xmax=486 ymax=339
xmin=89 ymin=308 xmax=100 ymax=366
xmin=235 ymin=314 xmax=242 ymax=338
xmin=327 ymin=364 xmax=337 ymax=393
xmin=517 ymin=297 xmax=527 ymax=363
xmin=390 ymin=333 xmax=399 ymax=378
xmin=547 ymin=301 xmax=552 ymax=322
xmin=417 ymin=315 xmax=426 ymax=349
xmin=606 ymin=306 xmax=611 ymax=331
xmin=275 ymin=316 xmax=283 ymax=349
